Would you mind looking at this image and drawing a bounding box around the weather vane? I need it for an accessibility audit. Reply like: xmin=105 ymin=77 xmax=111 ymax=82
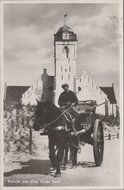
xmin=64 ymin=14 xmax=67 ymax=25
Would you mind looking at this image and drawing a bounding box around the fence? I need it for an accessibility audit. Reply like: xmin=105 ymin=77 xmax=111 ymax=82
xmin=103 ymin=123 xmax=120 ymax=140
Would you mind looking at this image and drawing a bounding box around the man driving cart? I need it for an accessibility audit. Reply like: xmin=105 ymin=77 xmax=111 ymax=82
xmin=58 ymin=83 xmax=79 ymax=135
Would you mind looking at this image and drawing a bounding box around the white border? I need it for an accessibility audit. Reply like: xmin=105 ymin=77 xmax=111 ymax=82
xmin=119 ymin=0 xmax=123 ymax=188
xmin=0 ymin=0 xmax=123 ymax=190
xmin=1 ymin=0 xmax=123 ymax=4
xmin=0 ymin=1 xmax=4 ymax=189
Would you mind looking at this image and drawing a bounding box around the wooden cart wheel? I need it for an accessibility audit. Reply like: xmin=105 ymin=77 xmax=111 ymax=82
xmin=93 ymin=119 xmax=104 ymax=166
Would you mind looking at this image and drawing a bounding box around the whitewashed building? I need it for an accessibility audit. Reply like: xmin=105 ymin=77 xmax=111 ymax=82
xmin=21 ymin=24 xmax=117 ymax=117
xmin=22 ymin=69 xmax=54 ymax=106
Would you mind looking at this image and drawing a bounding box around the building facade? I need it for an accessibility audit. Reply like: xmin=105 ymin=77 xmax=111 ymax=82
xmin=21 ymin=69 xmax=54 ymax=105
xmin=21 ymin=24 xmax=117 ymax=117
xmin=53 ymin=25 xmax=77 ymax=105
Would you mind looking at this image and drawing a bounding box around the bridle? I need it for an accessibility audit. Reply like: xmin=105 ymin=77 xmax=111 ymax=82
xmin=33 ymin=103 xmax=82 ymax=152
xmin=40 ymin=104 xmax=74 ymax=130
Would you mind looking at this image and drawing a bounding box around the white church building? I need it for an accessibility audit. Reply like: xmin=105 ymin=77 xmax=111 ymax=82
xmin=21 ymin=24 xmax=117 ymax=117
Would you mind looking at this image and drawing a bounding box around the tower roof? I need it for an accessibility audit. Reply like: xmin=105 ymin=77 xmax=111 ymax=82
xmin=57 ymin=25 xmax=73 ymax=33
xmin=54 ymin=24 xmax=77 ymax=41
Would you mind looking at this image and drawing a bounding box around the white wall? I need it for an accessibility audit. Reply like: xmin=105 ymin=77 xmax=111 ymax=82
xmin=21 ymin=76 xmax=43 ymax=105
xmin=75 ymin=71 xmax=108 ymax=115
xmin=54 ymin=41 xmax=77 ymax=106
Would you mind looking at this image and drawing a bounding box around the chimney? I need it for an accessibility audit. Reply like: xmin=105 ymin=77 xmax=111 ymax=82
xmin=43 ymin=68 xmax=47 ymax=73
xmin=41 ymin=68 xmax=48 ymax=80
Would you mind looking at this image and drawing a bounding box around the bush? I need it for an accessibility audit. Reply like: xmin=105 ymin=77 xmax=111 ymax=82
xmin=4 ymin=104 xmax=36 ymax=155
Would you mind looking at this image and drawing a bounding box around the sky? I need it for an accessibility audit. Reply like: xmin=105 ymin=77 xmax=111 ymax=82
xmin=4 ymin=3 xmax=120 ymax=103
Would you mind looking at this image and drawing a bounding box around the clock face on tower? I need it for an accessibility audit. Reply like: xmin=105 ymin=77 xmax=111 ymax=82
xmin=62 ymin=32 xmax=69 ymax=40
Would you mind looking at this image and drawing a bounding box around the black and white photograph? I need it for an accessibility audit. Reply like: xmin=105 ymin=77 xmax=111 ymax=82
xmin=0 ymin=0 xmax=123 ymax=189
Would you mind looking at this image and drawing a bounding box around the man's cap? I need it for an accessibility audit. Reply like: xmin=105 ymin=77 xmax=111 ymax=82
xmin=61 ymin=83 xmax=69 ymax=88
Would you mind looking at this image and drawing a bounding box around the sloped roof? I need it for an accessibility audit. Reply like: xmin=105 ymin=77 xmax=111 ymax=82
xmin=4 ymin=86 xmax=29 ymax=109
xmin=57 ymin=25 xmax=73 ymax=33
xmin=100 ymin=86 xmax=117 ymax=104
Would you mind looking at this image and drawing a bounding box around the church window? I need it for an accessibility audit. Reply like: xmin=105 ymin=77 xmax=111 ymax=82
xmin=69 ymin=66 xmax=71 ymax=72
xmin=88 ymin=77 xmax=89 ymax=82
xmin=65 ymin=68 xmax=67 ymax=72
xmin=92 ymin=82 xmax=94 ymax=86
xmin=54 ymin=78 xmax=56 ymax=90
xmin=61 ymin=75 xmax=63 ymax=80
xmin=78 ymin=87 xmax=81 ymax=91
xmin=80 ymin=78 xmax=81 ymax=82
xmin=68 ymin=74 xmax=70 ymax=80
xmin=61 ymin=65 xmax=63 ymax=71
xmin=64 ymin=46 xmax=69 ymax=58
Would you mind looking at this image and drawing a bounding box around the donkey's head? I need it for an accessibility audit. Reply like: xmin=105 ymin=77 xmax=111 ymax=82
xmin=33 ymin=100 xmax=49 ymax=131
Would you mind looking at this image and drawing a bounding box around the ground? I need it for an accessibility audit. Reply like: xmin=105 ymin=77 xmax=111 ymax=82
xmin=4 ymin=134 xmax=121 ymax=187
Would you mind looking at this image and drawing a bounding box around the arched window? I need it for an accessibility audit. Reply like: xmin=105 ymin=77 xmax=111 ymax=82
xmin=78 ymin=87 xmax=81 ymax=91
xmin=64 ymin=46 xmax=69 ymax=58
xmin=68 ymin=74 xmax=70 ymax=80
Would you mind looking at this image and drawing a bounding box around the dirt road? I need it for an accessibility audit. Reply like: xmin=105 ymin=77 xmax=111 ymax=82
xmin=4 ymin=137 xmax=121 ymax=187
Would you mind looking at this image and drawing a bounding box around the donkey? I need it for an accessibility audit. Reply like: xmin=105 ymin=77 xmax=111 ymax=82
xmin=33 ymin=100 xmax=80 ymax=177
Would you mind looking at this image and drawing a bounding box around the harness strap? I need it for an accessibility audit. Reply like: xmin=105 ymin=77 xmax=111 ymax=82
xmin=40 ymin=104 xmax=74 ymax=129
xmin=63 ymin=113 xmax=71 ymax=123
xmin=40 ymin=104 xmax=82 ymax=153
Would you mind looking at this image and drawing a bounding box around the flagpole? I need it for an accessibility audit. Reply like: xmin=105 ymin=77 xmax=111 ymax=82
xmin=64 ymin=14 xmax=67 ymax=25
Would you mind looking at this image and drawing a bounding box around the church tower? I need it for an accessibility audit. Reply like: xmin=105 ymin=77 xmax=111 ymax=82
xmin=54 ymin=17 xmax=77 ymax=105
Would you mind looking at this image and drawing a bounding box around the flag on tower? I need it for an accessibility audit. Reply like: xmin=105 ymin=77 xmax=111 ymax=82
xmin=64 ymin=14 xmax=67 ymax=25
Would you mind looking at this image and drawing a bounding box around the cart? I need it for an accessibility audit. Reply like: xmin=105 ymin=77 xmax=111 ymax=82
xmin=74 ymin=100 xmax=104 ymax=166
